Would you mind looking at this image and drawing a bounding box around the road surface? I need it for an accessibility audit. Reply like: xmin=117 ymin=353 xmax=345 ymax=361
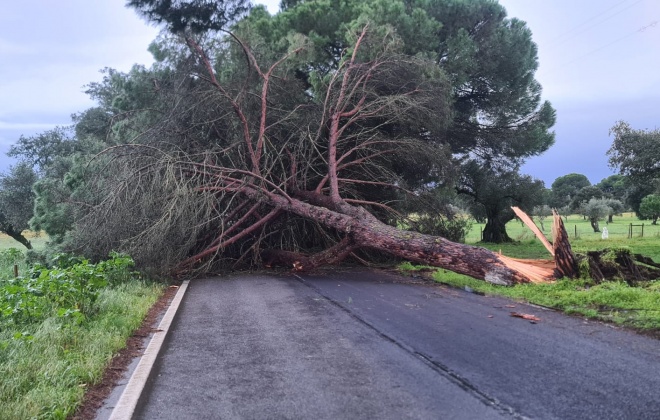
xmin=133 ymin=269 xmax=660 ymax=419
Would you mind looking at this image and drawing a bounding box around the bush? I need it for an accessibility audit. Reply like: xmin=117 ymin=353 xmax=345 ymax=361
xmin=0 ymin=253 xmax=136 ymax=329
xmin=412 ymin=214 xmax=472 ymax=243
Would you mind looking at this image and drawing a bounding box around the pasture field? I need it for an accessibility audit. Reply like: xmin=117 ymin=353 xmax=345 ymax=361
xmin=0 ymin=250 xmax=164 ymax=419
xmin=466 ymin=213 xmax=660 ymax=262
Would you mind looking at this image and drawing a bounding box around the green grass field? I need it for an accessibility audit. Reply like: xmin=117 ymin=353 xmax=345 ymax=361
xmin=466 ymin=213 xmax=660 ymax=262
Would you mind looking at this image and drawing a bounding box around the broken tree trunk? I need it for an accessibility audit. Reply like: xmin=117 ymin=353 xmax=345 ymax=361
xmin=512 ymin=207 xmax=578 ymax=279
xmin=241 ymin=190 xmax=558 ymax=285
xmin=551 ymin=209 xmax=579 ymax=278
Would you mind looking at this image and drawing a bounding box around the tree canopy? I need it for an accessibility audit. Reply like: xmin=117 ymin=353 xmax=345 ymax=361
xmin=127 ymin=0 xmax=251 ymax=33
xmin=549 ymin=173 xmax=590 ymax=209
xmin=639 ymin=194 xmax=660 ymax=225
xmin=608 ymin=121 xmax=660 ymax=182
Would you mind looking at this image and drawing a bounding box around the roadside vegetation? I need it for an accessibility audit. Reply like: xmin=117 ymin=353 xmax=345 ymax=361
xmin=0 ymin=248 xmax=163 ymax=419
xmin=402 ymin=213 xmax=660 ymax=333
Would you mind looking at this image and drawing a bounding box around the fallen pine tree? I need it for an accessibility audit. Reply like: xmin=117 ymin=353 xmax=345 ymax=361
xmin=64 ymin=27 xmax=656 ymax=286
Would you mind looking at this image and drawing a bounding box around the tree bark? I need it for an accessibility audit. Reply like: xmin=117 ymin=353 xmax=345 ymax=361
xmin=552 ymin=210 xmax=578 ymax=278
xmin=249 ymin=189 xmax=554 ymax=285
xmin=590 ymin=217 xmax=600 ymax=232
xmin=482 ymin=217 xmax=512 ymax=243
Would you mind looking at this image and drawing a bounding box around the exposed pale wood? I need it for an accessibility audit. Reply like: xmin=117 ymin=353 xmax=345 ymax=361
xmin=511 ymin=206 xmax=554 ymax=256
xmin=552 ymin=209 xmax=579 ymax=278
xmin=498 ymin=255 xmax=555 ymax=283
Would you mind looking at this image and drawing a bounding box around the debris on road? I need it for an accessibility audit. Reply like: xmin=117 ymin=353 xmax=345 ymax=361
xmin=510 ymin=312 xmax=541 ymax=322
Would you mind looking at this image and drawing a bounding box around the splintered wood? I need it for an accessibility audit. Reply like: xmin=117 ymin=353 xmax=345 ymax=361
xmin=551 ymin=209 xmax=578 ymax=278
xmin=512 ymin=206 xmax=554 ymax=256
xmin=504 ymin=207 xmax=579 ymax=281
xmin=498 ymin=255 xmax=555 ymax=283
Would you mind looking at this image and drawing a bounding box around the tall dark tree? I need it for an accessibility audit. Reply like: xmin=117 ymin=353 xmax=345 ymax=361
xmin=596 ymin=174 xmax=627 ymax=201
xmin=570 ymin=185 xmax=603 ymax=211
xmin=608 ymin=121 xmax=660 ymax=182
xmin=549 ymin=173 xmax=590 ymax=208
xmin=243 ymin=0 xmax=556 ymax=167
xmin=458 ymin=161 xmax=545 ymax=242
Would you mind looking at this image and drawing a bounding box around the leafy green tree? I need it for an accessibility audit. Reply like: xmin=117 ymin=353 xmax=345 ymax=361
xmin=0 ymin=162 xmax=38 ymax=248
xmin=596 ymin=174 xmax=627 ymax=201
xmin=549 ymin=173 xmax=590 ymax=208
xmin=608 ymin=121 xmax=660 ymax=182
xmin=8 ymin=127 xmax=78 ymax=172
xmin=458 ymin=162 xmax=545 ymax=242
xmin=602 ymin=198 xmax=624 ymax=223
xmin=570 ymin=185 xmax=603 ymax=211
xmin=579 ymin=198 xmax=612 ymax=233
xmin=639 ymin=194 xmax=660 ymax=225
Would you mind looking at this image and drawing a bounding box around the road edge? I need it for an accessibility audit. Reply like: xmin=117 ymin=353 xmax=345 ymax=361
xmin=108 ymin=279 xmax=190 ymax=420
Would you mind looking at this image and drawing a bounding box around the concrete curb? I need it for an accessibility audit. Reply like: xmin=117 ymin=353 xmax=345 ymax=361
xmin=108 ymin=280 xmax=190 ymax=420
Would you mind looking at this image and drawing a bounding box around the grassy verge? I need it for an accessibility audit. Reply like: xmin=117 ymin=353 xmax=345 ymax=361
xmin=399 ymin=262 xmax=660 ymax=333
xmin=0 ymin=253 xmax=164 ymax=419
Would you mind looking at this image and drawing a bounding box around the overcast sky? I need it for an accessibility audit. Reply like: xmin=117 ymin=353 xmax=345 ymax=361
xmin=1 ymin=0 xmax=658 ymax=187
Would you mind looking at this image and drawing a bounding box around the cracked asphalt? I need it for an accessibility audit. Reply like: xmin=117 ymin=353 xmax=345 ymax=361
xmin=134 ymin=269 xmax=660 ymax=419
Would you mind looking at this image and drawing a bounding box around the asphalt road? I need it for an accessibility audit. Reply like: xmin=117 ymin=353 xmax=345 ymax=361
xmin=134 ymin=269 xmax=660 ymax=419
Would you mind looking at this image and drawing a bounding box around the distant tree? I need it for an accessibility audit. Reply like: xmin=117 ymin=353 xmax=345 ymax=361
xmin=550 ymin=173 xmax=590 ymax=208
xmin=8 ymin=127 xmax=78 ymax=172
xmin=532 ymin=204 xmax=552 ymax=231
xmin=623 ymin=181 xmax=658 ymax=216
xmin=0 ymin=162 xmax=38 ymax=248
xmin=458 ymin=162 xmax=545 ymax=243
xmin=570 ymin=185 xmax=603 ymax=211
xmin=602 ymin=198 xmax=624 ymax=223
xmin=639 ymin=194 xmax=660 ymax=225
xmin=581 ymin=198 xmax=612 ymax=233
xmin=596 ymin=174 xmax=627 ymax=201
xmin=608 ymin=121 xmax=660 ymax=182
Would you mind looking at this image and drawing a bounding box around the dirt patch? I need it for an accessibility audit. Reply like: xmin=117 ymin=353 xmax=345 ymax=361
xmin=71 ymin=282 xmax=181 ymax=420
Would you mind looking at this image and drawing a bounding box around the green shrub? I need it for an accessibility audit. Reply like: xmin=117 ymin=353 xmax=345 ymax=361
xmin=0 ymin=253 xmax=136 ymax=329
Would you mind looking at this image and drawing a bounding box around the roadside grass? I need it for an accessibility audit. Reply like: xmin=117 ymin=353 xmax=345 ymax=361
xmin=0 ymin=251 xmax=164 ymax=419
